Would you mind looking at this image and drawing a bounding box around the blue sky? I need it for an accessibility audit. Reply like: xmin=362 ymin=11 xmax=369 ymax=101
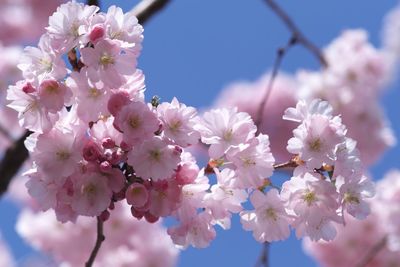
xmin=1 ymin=0 xmax=399 ymax=266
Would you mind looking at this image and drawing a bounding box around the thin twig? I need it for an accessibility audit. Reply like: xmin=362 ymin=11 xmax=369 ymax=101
xmin=85 ymin=217 xmax=105 ymax=267
xmin=0 ymin=131 xmax=31 ymax=196
xmin=254 ymin=242 xmax=270 ymax=267
xmin=254 ymin=36 xmax=296 ymax=131
xmin=131 ymin=0 xmax=171 ymax=24
xmin=273 ymin=160 xmax=298 ymax=170
xmin=264 ymin=0 xmax=327 ymax=67
xmin=355 ymin=236 xmax=387 ymax=267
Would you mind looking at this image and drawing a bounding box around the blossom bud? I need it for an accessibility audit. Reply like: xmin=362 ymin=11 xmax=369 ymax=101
xmin=99 ymin=160 xmax=112 ymax=173
xmin=82 ymin=140 xmax=102 ymax=161
xmin=145 ymin=212 xmax=159 ymax=223
xmin=89 ymin=24 xmax=105 ymax=43
xmin=102 ymin=137 xmax=115 ymax=149
xmin=108 ymin=91 xmax=131 ymax=116
xmin=22 ymin=82 xmax=36 ymax=94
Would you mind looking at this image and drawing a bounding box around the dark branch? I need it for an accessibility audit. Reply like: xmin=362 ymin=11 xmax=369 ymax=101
xmin=355 ymin=236 xmax=387 ymax=267
xmin=68 ymin=48 xmax=83 ymax=72
xmin=0 ymin=124 xmax=13 ymax=143
xmin=85 ymin=217 xmax=105 ymax=267
xmin=264 ymin=0 xmax=327 ymax=67
xmin=132 ymin=0 xmax=171 ymax=24
xmin=254 ymin=242 xmax=270 ymax=267
xmin=255 ymin=36 xmax=296 ymax=131
xmin=0 ymin=131 xmax=31 ymax=196
xmin=87 ymin=0 xmax=99 ymax=7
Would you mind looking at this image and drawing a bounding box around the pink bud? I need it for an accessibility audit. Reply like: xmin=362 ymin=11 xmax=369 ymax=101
xmin=108 ymin=91 xmax=131 ymax=116
xmin=119 ymin=141 xmax=132 ymax=152
xmin=82 ymin=140 xmax=102 ymax=162
xmin=131 ymin=207 xmax=144 ymax=220
xmin=99 ymin=161 xmax=112 ymax=173
xmin=89 ymin=24 xmax=105 ymax=43
xmin=102 ymin=137 xmax=115 ymax=149
xmin=145 ymin=212 xmax=159 ymax=223
xmin=126 ymin=183 xmax=149 ymax=208
xmin=22 ymin=82 xmax=36 ymax=94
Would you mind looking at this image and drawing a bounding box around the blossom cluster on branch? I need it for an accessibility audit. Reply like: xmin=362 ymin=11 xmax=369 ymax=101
xmin=4 ymin=3 xmax=379 ymax=260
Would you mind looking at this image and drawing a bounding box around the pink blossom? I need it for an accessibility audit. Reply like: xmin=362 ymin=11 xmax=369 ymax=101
xmin=127 ymin=136 xmax=181 ymax=181
xmin=168 ymin=212 xmax=216 ymax=248
xmin=32 ymin=126 xmax=82 ymax=178
xmin=126 ymin=183 xmax=149 ymax=208
xmin=240 ymin=189 xmax=290 ymax=242
xmin=114 ymin=101 xmax=159 ymax=146
xmin=37 ymin=79 xmax=70 ymax=113
xmin=18 ymin=34 xmax=67 ymax=80
xmin=157 ymin=97 xmax=200 ymax=147
xmin=104 ymin=5 xmax=143 ymax=49
xmin=47 ymin=1 xmax=99 ymax=52
xmin=195 ymin=107 xmax=256 ymax=159
xmin=71 ymin=172 xmax=112 ymax=216
xmin=227 ymin=134 xmax=275 ymax=189
xmin=80 ymin=39 xmax=137 ymax=88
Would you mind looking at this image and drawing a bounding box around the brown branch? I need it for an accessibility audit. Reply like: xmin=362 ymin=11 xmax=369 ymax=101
xmin=255 ymin=36 xmax=296 ymax=131
xmin=273 ymin=159 xmax=298 ymax=170
xmin=87 ymin=0 xmax=99 ymax=7
xmin=254 ymin=242 xmax=270 ymax=267
xmin=85 ymin=217 xmax=105 ymax=267
xmin=67 ymin=48 xmax=83 ymax=72
xmin=264 ymin=0 xmax=327 ymax=67
xmin=131 ymin=0 xmax=171 ymax=24
xmin=355 ymin=236 xmax=387 ymax=267
xmin=0 ymin=131 xmax=31 ymax=196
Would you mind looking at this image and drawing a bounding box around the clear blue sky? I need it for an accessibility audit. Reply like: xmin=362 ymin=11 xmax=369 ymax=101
xmin=1 ymin=0 xmax=399 ymax=266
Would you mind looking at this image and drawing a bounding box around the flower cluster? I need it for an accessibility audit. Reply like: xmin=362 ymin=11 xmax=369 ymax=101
xmin=304 ymin=170 xmax=400 ymax=267
xmin=6 ymin=1 xmax=375 ymax=251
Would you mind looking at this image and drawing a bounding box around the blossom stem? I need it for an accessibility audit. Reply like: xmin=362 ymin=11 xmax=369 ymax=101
xmin=131 ymin=0 xmax=171 ymax=24
xmin=255 ymin=36 xmax=296 ymax=131
xmin=273 ymin=160 xmax=298 ymax=170
xmin=85 ymin=217 xmax=106 ymax=267
xmin=263 ymin=0 xmax=327 ymax=67
xmin=354 ymin=236 xmax=387 ymax=267
xmin=254 ymin=242 xmax=270 ymax=267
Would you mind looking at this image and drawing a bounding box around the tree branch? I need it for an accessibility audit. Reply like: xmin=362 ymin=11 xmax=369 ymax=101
xmin=87 ymin=0 xmax=99 ymax=7
xmin=264 ymin=0 xmax=327 ymax=67
xmin=355 ymin=236 xmax=387 ymax=267
xmin=85 ymin=217 xmax=105 ymax=267
xmin=255 ymin=36 xmax=296 ymax=131
xmin=131 ymin=0 xmax=171 ymax=24
xmin=273 ymin=159 xmax=298 ymax=170
xmin=0 ymin=124 xmax=13 ymax=143
xmin=254 ymin=242 xmax=270 ymax=267
xmin=0 ymin=131 xmax=31 ymax=196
